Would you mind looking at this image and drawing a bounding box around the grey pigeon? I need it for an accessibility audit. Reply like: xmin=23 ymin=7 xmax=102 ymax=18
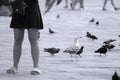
xmin=44 ymin=48 xmax=60 ymax=55
xmin=86 ymin=32 xmax=98 ymax=40
xmin=104 ymin=44 xmax=115 ymax=51
xmin=103 ymin=39 xmax=116 ymax=44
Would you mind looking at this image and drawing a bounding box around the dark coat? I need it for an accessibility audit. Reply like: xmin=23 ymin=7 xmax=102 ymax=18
xmin=10 ymin=0 xmax=43 ymax=29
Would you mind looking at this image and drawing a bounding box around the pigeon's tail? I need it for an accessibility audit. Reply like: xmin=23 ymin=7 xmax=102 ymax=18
xmin=63 ymin=50 xmax=67 ymax=53
xmin=94 ymin=36 xmax=98 ymax=40
xmin=95 ymin=50 xmax=99 ymax=53
xmin=44 ymin=48 xmax=48 ymax=52
xmin=63 ymin=49 xmax=70 ymax=53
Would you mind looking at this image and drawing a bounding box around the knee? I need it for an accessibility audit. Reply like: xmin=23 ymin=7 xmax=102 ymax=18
xmin=14 ymin=37 xmax=23 ymax=44
xmin=29 ymin=37 xmax=38 ymax=45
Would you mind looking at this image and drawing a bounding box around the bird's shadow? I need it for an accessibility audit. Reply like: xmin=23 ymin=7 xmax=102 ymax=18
xmin=93 ymin=54 xmax=107 ymax=57
xmin=41 ymin=55 xmax=57 ymax=57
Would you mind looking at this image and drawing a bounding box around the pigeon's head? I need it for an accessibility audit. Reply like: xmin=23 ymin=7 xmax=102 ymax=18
xmin=87 ymin=32 xmax=90 ymax=34
xmin=57 ymin=48 xmax=60 ymax=52
xmin=102 ymin=45 xmax=107 ymax=48
xmin=118 ymin=35 xmax=120 ymax=37
xmin=81 ymin=46 xmax=84 ymax=49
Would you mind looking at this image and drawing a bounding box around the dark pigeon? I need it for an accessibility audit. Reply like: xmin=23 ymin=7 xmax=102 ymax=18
xmin=112 ymin=71 xmax=120 ymax=80
xmin=89 ymin=18 xmax=95 ymax=22
xmin=95 ymin=45 xmax=107 ymax=56
xmin=76 ymin=46 xmax=84 ymax=57
xmin=49 ymin=28 xmax=55 ymax=34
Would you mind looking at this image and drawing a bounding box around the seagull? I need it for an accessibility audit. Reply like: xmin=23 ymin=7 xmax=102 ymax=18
xmin=89 ymin=18 xmax=95 ymax=22
xmin=63 ymin=36 xmax=81 ymax=61
xmin=112 ymin=71 xmax=120 ymax=80
xmin=75 ymin=46 xmax=84 ymax=61
xmin=44 ymin=47 xmax=60 ymax=56
xmin=103 ymin=39 xmax=116 ymax=44
xmin=94 ymin=45 xmax=107 ymax=56
xmin=49 ymin=28 xmax=55 ymax=34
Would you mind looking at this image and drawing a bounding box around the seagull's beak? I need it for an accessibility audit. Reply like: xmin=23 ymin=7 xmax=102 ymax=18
xmin=80 ymin=37 xmax=82 ymax=38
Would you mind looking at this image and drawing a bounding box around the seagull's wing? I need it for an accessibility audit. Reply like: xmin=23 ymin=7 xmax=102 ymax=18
xmin=64 ymin=45 xmax=79 ymax=53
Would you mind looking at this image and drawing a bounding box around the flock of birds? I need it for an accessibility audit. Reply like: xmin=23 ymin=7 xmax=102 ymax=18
xmin=41 ymin=16 xmax=120 ymax=79
xmin=41 ymin=4 xmax=120 ymax=79
xmin=43 ymin=35 xmax=117 ymax=61
xmin=41 ymin=17 xmax=120 ymax=61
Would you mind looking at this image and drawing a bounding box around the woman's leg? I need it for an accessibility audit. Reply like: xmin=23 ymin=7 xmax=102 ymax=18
xmin=70 ymin=0 xmax=77 ymax=10
xmin=102 ymin=0 xmax=108 ymax=10
xmin=13 ymin=29 xmax=25 ymax=68
xmin=7 ymin=29 xmax=24 ymax=74
xmin=28 ymin=29 xmax=39 ymax=68
xmin=64 ymin=0 xmax=68 ymax=8
xmin=80 ymin=0 xmax=84 ymax=9
xmin=45 ymin=0 xmax=51 ymax=8
xmin=111 ymin=0 xmax=119 ymax=10
xmin=45 ymin=0 xmax=56 ymax=14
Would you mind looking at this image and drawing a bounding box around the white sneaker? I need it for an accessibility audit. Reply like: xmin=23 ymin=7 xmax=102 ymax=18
xmin=6 ymin=67 xmax=18 ymax=74
xmin=31 ymin=68 xmax=41 ymax=75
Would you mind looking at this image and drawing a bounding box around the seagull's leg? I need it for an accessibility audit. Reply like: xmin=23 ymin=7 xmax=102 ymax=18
xmin=75 ymin=54 xmax=78 ymax=61
xmin=79 ymin=54 xmax=81 ymax=57
xmin=100 ymin=53 xmax=101 ymax=56
xmin=105 ymin=53 xmax=107 ymax=56
xmin=70 ymin=53 xmax=73 ymax=61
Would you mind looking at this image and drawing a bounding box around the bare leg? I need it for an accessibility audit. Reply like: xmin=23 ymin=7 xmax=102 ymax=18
xmin=13 ymin=29 xmax=24 ymax=68
xmin=45 ymin=0 xmax=51 ymax=8
xmin=73 ymin=0 xmax=77 ymax=8
xmin=80 ymin=0 xmax=84 ymax=9
xmin=7 ymin=29 xmax=24 ymax=74
xmin=64 ymin=0 xmax=68 ymax=8
xmin=70 ymin=0 xmax=77 ymax=10
xmin=111 ymin=0 xmax=116 ymax=8
xmin=45 ymin=0 xmax=56 ymax=14
xmin=102 ymin=0 xmax=108 ymax=10
xmin=28 ymin=29 xmax=39 ymax=68
xmin=111 ymin=0 xmax=119 ymax=10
